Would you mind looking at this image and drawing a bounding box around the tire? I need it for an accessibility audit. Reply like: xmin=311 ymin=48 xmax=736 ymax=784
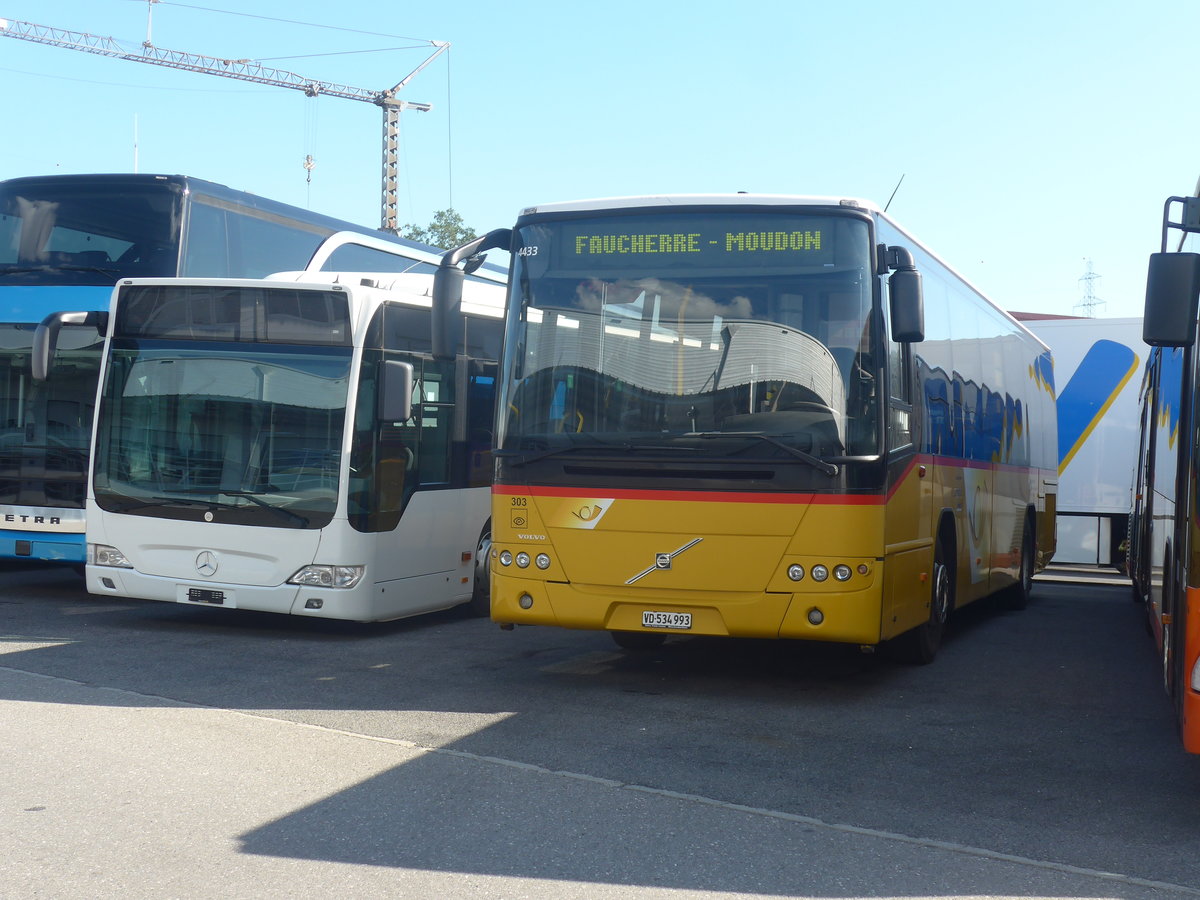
xmin=1001 ymin=516 xmax=1035 ymax=611
xmin=466 ymin=526 xmax=492 ymax=617
xmin=891 ymin=536 xmax=953 ymax=665
xmin=611 ymin=630 xmax=666 ymax=651
xmin=1131 ymin=577 xmax=1145 ymax=604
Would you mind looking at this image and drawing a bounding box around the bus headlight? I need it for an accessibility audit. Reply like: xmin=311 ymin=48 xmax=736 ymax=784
xmin=89 ymin=543 xmax=132 ymax=568
xmin=288 ymin=565 xmax=364 ymax=589
xmin=833 ymin=565 xmax=852 ymax=582
xmin=515 ymin=552 xmax=531 ymax=568
xmin=787 ymin=564 xmax=805 ymax=582
xmin=535 ymin=553 xmax=551 ymax=570
xmin=811 ymin=565 xmax=829 ymax=582
xmin=499 ymin=550 xmax=513 ymax=567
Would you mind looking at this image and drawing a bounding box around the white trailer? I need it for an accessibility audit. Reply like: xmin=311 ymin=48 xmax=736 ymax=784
xmin=1019 ymin=316 xmax=1144 ymax=566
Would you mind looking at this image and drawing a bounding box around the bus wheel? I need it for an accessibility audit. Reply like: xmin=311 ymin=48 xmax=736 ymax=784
xmin=467 ymin=527 xmax=492 ymax=617
xmin=1001 ymin=516 xmax=1035 ymax=611
xmin=891 ymin=539 xmax=953 ymax=665
xmin=1131 ymin=575 xmax=1145 ymax=604
xmin=611 ymin=630 xmax=666 ymax=651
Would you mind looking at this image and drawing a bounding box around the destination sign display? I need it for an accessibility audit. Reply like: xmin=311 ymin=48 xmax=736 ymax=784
xmin=541 ymin=214 xmax=842 ymax=271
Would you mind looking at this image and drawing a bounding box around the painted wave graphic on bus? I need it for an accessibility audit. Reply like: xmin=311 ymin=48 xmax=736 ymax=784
xmin=1056 ymin=339 xmax=1140 ymax=474
xmin=1031 ymin=349 xmax=1056 ymax=401
xmin=920 ymin=362 xmax=1035 ymax=464
xmin=1155 ymin=346 xmax=1187 ymax=450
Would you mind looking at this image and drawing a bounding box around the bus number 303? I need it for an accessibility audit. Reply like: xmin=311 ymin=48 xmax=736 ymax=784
xmin=642 ymin=610 xmax=692 ymax=630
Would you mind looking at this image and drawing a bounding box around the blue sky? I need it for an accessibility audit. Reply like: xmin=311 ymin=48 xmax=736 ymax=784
xmin=2 ymin=0 xmax=1195 ymax=319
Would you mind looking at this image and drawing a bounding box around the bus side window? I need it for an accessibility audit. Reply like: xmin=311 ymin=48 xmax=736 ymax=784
xmin=884 ymin=292 xmax=913 ymax=451
xmin=411 ymin=362 xmax=455 ymax=487
xmin=180 ymin=203 xmax=231 ymax=276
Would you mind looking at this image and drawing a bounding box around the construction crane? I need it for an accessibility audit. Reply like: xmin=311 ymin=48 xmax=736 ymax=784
xmin=0 ymin=15 xmax=448 ymax=232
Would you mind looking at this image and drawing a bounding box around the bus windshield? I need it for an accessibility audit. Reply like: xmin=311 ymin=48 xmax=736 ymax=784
xmin=0 ymin=180 xmax=183 ymax=285
xmin=93 ymin=285 xmax=355 ymax=529
xmin=93 ymin=343 xmax=351 ymax=529
xmin=501 ymin=211 xmax=878 ymax=461
xmin=0 ymin=323 xmax=102 ymax=511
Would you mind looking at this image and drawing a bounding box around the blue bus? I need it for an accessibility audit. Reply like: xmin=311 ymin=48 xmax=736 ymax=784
xmin=1 ymin=172 xmax=450 ymax=565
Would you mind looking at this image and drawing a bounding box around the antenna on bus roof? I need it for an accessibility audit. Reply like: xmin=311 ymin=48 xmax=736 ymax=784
xmin=884 ymin=174 xmax=905 ymax=213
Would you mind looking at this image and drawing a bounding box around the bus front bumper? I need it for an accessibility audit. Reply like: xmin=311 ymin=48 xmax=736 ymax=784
xmin=0 ymin=529 xmax=86 ymax=563
xmin=492 ymin=574 xmax=886 ymax=645
xmin=85 ymin=566 xmax=381 ymax=620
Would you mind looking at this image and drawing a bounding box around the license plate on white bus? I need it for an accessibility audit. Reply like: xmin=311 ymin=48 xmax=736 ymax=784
xmin=641 ymin=610 xmax=692 ymax=630
xmin=187 ymin=588 xmax=226 ymax=605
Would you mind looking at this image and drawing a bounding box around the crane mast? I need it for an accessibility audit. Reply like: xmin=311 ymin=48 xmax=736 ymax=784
xmin=0 ymin=16 xmax=448 ymax=232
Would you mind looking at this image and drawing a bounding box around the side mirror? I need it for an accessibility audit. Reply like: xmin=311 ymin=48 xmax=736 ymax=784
xmin=886 ymin=246 xmax=924 ymax=343
xmin=431 ymin=264 xmax=464 ymax=361
xmin=32 ymin=309 xmax=109 ymax=381
xmin=432 ymin=228 xmax=512 ymax=360
xmin=1144 ymin=252 xmax=1200 ymax=348
xmin=378 ymin=360 xmax=414 ymax=422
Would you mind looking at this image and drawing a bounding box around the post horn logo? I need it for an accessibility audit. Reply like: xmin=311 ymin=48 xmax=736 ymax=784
xmin=572 ymin=504 xmax=605 ymax=522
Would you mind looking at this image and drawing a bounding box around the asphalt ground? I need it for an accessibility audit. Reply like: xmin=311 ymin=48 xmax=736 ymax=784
xmin=1 ymin=561 xmax=1198 ymax=899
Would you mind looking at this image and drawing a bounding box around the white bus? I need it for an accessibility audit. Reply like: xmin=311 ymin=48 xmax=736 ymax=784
xmin=41 ymin=264 xmax=505 ymax=621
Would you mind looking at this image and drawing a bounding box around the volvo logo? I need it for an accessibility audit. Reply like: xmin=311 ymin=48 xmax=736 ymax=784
xmin=195 ymin=551 xmax=218 ymax=577
xmin=625 ymin=538 xmax=703 ymax=585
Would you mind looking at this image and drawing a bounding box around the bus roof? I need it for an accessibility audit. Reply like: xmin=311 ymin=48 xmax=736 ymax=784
xmin=0 ymin=172 xmax=445 ymax=258
xmin=518 ymin=194 xmax=883 ymax=216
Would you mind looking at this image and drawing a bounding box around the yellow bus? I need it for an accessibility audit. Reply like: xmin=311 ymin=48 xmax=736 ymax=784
xmin=434 ymin=195 xmax=1058 ymax=662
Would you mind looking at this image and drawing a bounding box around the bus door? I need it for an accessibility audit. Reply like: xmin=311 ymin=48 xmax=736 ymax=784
xmin=881 ymin=299 xmax=931 ymax=638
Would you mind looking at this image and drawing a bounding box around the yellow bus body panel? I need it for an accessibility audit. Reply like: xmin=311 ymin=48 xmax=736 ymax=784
xmin=493 ymin=451 xmax=1048 ymax=648
xmin=494 ymin=488 xmax=896 ymax=644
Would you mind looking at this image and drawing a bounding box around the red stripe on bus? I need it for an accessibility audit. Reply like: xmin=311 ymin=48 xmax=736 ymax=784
xmin=493 ymin=483 xmax=884 ymax=505
xmin=496 ymin=456 xmax=1048 ymax=507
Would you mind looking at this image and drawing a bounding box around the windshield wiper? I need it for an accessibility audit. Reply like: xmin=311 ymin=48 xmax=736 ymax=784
xmin=210 ymin=489 xmax=310 ymax=527
xmin=54 ymin=264 xmax=120 ymax=275
xmin=496 ymin=436 xmax=633 ymax=467
xmin=692 ymin=432 xmax=839 ymax=476
xmin=0 ymin=264 xmax=119 ymax=277
xmin=112 ymin=490 xmax=309 ymax=527
xmin=100 ymin=495 xmax=218 ymax=514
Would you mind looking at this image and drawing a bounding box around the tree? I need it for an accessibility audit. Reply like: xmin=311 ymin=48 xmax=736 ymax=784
xmin=400 ymin=208 xmax=477 ymax=249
